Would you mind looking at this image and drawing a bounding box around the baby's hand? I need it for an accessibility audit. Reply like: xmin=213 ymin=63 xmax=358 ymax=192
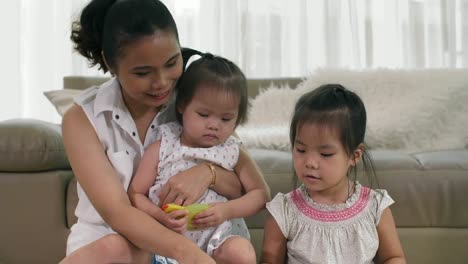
xmin=192 ymin=202 xmax=229 ymax=228
xmin=160 ymin=208 xmax=188 ymax=234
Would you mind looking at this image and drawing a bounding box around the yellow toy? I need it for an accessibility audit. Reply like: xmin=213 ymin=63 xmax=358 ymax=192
xmin=162 ymin=203 xmax=210 ymax=230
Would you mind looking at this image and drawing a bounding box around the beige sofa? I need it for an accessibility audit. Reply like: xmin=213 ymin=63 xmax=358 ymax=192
xmin=1 ymin=74 xmax=467 ymax=264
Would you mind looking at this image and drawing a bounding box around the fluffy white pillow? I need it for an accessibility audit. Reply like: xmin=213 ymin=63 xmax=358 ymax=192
xmin=237 ymin=68 xmax=468 ymax=153
xmin=43 ymin=89 xmax=82 ymax=117
xmin=237 ymin=84 xmax=297 ymax=151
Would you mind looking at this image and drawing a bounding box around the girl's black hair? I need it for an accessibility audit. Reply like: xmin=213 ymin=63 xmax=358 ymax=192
xmin=175 ymin=52 xmax=248 ymax=127
xmin=290 ymin=84 xmax=377 ymax=188
xmin=71 ymin=0 xmax=179 ymax=73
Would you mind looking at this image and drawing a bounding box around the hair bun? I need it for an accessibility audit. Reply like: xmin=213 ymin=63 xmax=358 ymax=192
xmin=202 ymin=53 xmax=215 ymax=59
xmin=330 ymin=84 xmax=346 ymax=93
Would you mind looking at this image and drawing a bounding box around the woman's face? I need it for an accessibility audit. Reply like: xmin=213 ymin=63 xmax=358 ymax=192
xmin=114 ymin=31 xmax=183 ymax=113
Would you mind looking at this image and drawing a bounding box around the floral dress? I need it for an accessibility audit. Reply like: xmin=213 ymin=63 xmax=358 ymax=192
xmin=149 ymin=122 xmax=250 ymax=262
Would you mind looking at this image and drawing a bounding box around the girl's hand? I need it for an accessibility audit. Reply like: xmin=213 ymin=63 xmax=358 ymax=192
xmin=159 ymin=209 xmax=188 ymax=234
xmin=192 ymin=202 xmax=230 ymax=228
xmin=158 ymin=165 xmax=211 ymax=206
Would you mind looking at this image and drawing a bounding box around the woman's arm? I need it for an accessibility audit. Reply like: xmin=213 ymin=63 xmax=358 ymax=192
xmin=159 ymin=132 xmax=271 ymax=206
xmin=260 ymin=214 xmax=287 ymax=264
xmin=128 ymin=141 xmax=188 ymax=233
xmin=62 ymin=105 xmax=212 ymax=263
xmin=375 ymin=208 xmax=406 ymax=264
xmin=158 ymin=159 xmax=243 ymax=206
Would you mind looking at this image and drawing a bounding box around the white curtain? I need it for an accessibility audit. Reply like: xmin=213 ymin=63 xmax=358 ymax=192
xmin=2 ymin=0 xmax=468 ymax=123
xmin=165 ymin=0 xmax=468 ymax=76
xmin=1 ymin=0 xmax=100 ymax=123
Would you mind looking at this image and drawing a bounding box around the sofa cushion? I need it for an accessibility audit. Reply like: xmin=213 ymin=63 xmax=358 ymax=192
xmin=244 ymin=148 xmax=468 ymax=229
xmin=67 ymin=177 xmax=79 ymax=228
xmin=0 ymin=119 xmax=70 ymax=172
xmin=412 ymin=150 xmax=468 ymax=170
xmin=0 ymin=170 xmax=73 ymax=264
xmin=381 ymin=150 xmax=468 ymax=227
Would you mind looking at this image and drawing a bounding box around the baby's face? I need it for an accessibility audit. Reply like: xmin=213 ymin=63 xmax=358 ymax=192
xmin=178 ymin=86 xmax=239 ymax=148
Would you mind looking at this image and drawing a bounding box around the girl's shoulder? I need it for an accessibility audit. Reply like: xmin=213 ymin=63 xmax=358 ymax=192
xmin=269 ymin=191 xmax=291 ymax=204
xmin=366 ymin=187 xmax=394 ymax=209
xmin=265 ymin=192 xmax=296 ymax=233
xmin=266 ymin=191 xmax=296 ymax=216
xmin=223 ymin=135 xmax=242 ymax=148
xmin=157 ymin=121 xmax=183 ymax=140
xmin=367 ymin=188 xmax=395 ymax=224
xmin=156 ymin=122 xmax=183 ymax=158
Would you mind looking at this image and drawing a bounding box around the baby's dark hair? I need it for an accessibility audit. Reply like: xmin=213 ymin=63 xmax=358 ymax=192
xmin=290 ymin=84 xmax=377 ymax=187
xmin=175 ymin=50 xmax=248 ymax=127
xmin=71 ymin=0 xmax=179 ymax=73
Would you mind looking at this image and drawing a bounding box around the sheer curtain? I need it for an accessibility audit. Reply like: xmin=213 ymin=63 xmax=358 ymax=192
xmin=166 ymin=0 xmax=468 ymax=76
xmin=1 ymin=0 xmax=100 ymax=123
xmin=2 ymin=0 xmax=468 ymax=123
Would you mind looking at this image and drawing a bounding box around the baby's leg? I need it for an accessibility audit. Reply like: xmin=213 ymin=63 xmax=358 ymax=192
xmin=61 ymin=233 xmax=151 ymax=264
xmin=212 ymin=236 xmax=256 ymax=264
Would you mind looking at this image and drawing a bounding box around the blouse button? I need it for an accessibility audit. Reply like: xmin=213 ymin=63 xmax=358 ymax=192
xmin=132 ymin=132 xmax=136 ymax=136
xmin=115 ymin=114 xmax=119 ymax=119
xmin=151 ymin=124 xmax=155 ymax=129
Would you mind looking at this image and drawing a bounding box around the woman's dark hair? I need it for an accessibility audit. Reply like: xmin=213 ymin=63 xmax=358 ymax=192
xmin=175 ymin=51 xmax=248 ymax=127
xmin=71 ymin=0 xmax=179 ymax=73
xmin=290 ymin=84 xmax=377 ymax=187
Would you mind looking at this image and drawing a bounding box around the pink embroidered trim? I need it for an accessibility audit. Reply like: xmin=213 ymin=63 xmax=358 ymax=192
xmin=291 ymin=187 xmax=371 ymax=222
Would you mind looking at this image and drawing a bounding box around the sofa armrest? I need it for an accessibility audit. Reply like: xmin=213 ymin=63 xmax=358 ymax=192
xmin=0 ymin=118 xmax=73 ymax=263
xmin=0 ymin=119 xmax=70 ymax=172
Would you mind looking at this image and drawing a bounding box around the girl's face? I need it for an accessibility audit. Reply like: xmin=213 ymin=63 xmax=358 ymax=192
xmin=114 ymin=31 xmax=183 ymax=114
xmin=293 ymin=122 xmax=362 ymax=203
xmin=178 ymin=85 xmax=239 ymax=148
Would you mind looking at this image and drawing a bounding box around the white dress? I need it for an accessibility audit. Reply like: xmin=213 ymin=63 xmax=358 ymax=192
xmin=148 ymin=122 xmax=250 ymax=258
xmin=266 ymin=182 xmax=394 ymax=264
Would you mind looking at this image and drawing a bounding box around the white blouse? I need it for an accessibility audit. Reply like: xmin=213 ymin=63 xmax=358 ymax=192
xmin=73 ymin=78 xmax=176 ymax=224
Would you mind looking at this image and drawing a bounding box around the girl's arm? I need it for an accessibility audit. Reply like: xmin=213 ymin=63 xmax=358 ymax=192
xmin=375 ymin=208 xmax=406 ymax=264
xmin=193 ymin=146 xmax=270 ymax=227
xmin=62 ymin=105 xmax=212 ymax=263
xmin=260 ymin=214 xmax=287 ymax=264
xmin=127 ymin=141 xmax=187 ymax=233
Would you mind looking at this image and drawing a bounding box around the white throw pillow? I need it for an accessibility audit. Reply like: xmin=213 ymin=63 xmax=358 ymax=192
xmin=236 ymin=84 xmax=296 ymax=151
xmin=43 ymin=89 xmax=83 ymax=117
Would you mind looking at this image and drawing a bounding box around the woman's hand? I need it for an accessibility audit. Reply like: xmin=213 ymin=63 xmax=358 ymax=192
xmin=159 ymin=209 xmax=188 ymax=234
xmin=192 ymin=202 xmax=230 ymax=228
xmin=158 ymin=165 xmax=212 ymax=206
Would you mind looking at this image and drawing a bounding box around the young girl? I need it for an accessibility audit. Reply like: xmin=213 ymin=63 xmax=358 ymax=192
xmin=128 ymin=53 xmax=270 ymax=264
xmin=261 ymin=84 xmax=406 ymax=264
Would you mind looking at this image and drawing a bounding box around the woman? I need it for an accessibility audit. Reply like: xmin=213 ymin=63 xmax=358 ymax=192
xmin=60 ymin=0 xmax=264 ymax=263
